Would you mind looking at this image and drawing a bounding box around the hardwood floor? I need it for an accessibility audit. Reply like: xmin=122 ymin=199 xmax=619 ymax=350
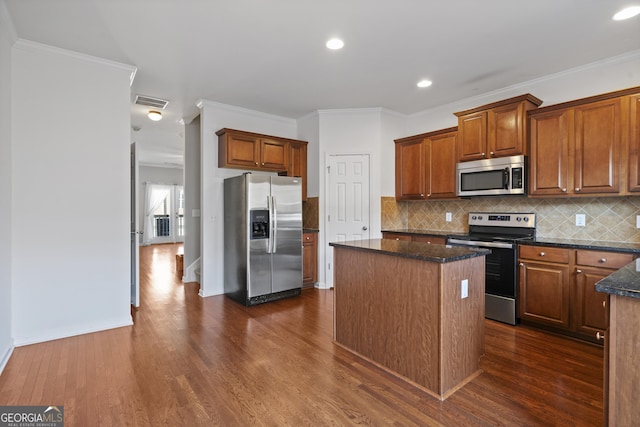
xmin=0 ymin=243 xmax=604 ymax=426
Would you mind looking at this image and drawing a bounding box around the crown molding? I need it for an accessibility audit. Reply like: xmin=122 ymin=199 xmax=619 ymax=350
xmin=0 ymin=1 xmax=17 ymax=44
xmin=14 ymin=39 xmax=137 ymax=85
xmin=196 ymin=99 xmax=297 ymax=126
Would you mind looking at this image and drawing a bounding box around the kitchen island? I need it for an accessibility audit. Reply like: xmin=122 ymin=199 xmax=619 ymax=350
xmin=330 ymin=239 xmax=490 ymax=400
xmin=596 ymin=260 xmax=640 ymax=426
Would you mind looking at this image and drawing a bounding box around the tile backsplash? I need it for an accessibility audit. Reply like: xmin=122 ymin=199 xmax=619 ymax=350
xmin=381 ymin=196 xmax=640 ymax=243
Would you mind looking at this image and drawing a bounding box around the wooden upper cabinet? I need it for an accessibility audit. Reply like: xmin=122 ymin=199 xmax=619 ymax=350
xmin=628 ymin=94 xmax=640 ymax=192
xmin=217 ymin=128 xmax=308 ymax=199
xmin=574 ymin=98 xmax=621 ymax=194
xmin=427 ymin=130 xmax=458 ymax=199
xmin=528 ymin=88 xmax=639 ymax=197
xmin=394 ymin=127 xmax=457 ymax=201
xmin=529 ymin=109 xmax=573 ymax=196
xmin=395 ymin=136 xmax=427 ymax=200
xmin=289 ymin=141 xmax=308 ymax=201
xmin=455 ymin=94 xmax=542 ymax=162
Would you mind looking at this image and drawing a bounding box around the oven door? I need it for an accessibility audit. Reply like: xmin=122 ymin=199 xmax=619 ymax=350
xmin=447 ymin=238 xmax=517 ymax=325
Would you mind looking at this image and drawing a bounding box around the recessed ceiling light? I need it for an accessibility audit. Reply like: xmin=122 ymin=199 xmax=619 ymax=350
xmin=613 ymin=6 xmax=640 ymax=20
xmin=417 ymin=80 xmax=433 ymax=88
xmin=326 ymin=38 xmax=344 ymax=50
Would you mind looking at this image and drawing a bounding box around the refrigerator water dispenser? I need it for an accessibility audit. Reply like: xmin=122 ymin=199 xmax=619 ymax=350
xmin=250 ymin=209 xmax=269 ymax=239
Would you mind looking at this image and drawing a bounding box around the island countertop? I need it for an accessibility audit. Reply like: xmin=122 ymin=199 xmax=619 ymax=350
xmin=329 ymin=239 xmax=490 ymax=263
xmin=595 ymin=259 xmax=640 ymax=299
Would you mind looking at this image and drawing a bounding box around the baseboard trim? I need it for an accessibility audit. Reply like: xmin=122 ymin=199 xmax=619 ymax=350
xmin=0 ymin=342 xmax=15 ymax=376
xmin=13 ymin=317 xmax=133 ymax=347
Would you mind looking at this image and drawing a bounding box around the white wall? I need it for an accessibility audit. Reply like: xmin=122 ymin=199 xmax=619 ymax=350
xmin=197 ymin=100 xmax=297 ymax=297
xmin=0 ymin=0 xmax=16 ymax=372
xmin=183 ymin=115 xmax=201 ymax=280
xmin=297 ymin=112 xmax=320 ymax=197
xmin=11 ymin=40 xmax=136 ymax=345
xmin=406 ymin=50 xmax=640 ymax=135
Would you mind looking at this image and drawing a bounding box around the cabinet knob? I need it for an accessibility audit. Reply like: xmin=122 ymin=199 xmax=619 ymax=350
xmin=305 ymin=236 xmax=310 ymax=240
xmin=575 ymin=188 xmax=580 ymax=192
xmin=599 ymin=258 xmax=607 ymax=264
xmin=596 ymin=332 xmax=605 ymax=341
xmin=490 ymin=151 xmax=494 ymax=156
xmin=255 ymin=162 xmax=259 ymax=165
xmin=481 ymin=152 xmax=486 ymax=157
xmin=539 ymin=252 xmax=545 ymax=257
xmin=519 ymin=262 xmax=524 ymax=267
xmin=562 ymin=188 xmax=567 ymax=192
xmin=603 ymin=300 xmax=607 ymax=308
xmin=420 ymin=194 xmax=424 ymax=197
xmin=262 ymin=162 xmax=265 ymax=166
xmin=576 ymin=269 xmax=582 ymax=273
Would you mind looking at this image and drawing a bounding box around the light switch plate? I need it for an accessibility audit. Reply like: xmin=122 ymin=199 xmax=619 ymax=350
xmin=446 ymin=212 xmax=452 ymax=222
xmin=461 ymin=279 xmax=468 ymax=299
xmin=636 ymin=215 xmax=640 ymax=229
xmin=576 ymin=214 xmax=586 ymax=227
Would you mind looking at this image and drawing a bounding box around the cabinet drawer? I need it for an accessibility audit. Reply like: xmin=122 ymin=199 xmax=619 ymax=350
xmin=576 ymin=250 xmax=633 ymax=269
xmin=382 ymin=232 xmax=412 ymax=241
xmin=519 ymin=245 xmax=570 ymax=263
xmin=303 ymin=232 xmax=316 ymax=243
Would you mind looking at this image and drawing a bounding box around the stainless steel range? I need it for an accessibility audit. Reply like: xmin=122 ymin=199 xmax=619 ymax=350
xmin=447 ymin=212 xmax=536 ymax=325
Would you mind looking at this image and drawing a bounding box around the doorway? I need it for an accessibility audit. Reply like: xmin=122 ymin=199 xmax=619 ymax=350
xmin=143 ymin=184 xmax=185 ymax=245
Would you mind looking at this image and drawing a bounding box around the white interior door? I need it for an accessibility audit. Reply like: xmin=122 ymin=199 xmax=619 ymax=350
xmin=130 ymin=143 xmax=140 ymax=307
xmin=325 ymin=154 xmax=370 ymax=287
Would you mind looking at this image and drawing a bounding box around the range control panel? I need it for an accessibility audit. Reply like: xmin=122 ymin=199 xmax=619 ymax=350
xmin=468 ymin=212 xmax=536 ymax=228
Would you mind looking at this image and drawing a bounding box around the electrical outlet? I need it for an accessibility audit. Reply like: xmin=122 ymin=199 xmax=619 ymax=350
xmin=575 ymin=214 xmax=586 ymax=227
xmin=446 ymin=212 xmax=452 ymax=222
xmin=461 ymin=279 xmax=468 ymax=299
xmin=636 ymin=215 xmax=640 ymax=229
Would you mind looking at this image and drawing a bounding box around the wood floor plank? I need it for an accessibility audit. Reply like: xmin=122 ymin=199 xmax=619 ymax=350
xmin=0 ymin=243 xmax=605 ymax=426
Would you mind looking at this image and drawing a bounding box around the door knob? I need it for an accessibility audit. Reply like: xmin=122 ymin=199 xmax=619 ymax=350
xmin=362 ymin=226 xmax=368 ymax=231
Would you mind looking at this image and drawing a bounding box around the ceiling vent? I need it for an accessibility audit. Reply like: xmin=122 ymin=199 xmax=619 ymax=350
xmin=134 ymin=95 xmax=169 ymax=109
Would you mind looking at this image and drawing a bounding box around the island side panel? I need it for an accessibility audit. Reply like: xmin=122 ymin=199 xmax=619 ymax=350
xmin=440 ymin=256 xmax=485 ymax=396
xmin=333 ymin=246 xmax=440 ymax=393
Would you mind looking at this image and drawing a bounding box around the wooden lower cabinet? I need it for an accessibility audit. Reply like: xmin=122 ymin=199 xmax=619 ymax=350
xmin=302 ymin=232 xmax=318 ymax=287
xmin=382 ymin=232 xmax=446 ymax=245
xmin=518 ymin=245 xmax=634 ymax=343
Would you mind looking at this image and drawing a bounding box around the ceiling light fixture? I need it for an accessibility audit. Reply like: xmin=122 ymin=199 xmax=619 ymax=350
xmin=613 ymin=6 xmax=640 ymax=20
xmin=417 ymin=79 xmax=433 ymax=88
xmin=148 ymin=110 xmax=162 ymax=121
xmin=326 ymin=38 xmax=344 ymax=50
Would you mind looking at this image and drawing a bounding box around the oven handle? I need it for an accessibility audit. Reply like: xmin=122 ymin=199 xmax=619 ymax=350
xmin=447 ymin=238 xmax=513 ymax=249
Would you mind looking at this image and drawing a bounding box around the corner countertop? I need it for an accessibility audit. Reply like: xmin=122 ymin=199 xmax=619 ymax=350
xmin=329 ymin=238 xmax=490 ymax=264
xmin=596 ymin=259 xmax=640 ymax=299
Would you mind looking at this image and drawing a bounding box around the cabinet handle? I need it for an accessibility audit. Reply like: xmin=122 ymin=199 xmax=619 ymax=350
xmin=596 ymin=332 xmax=605 ymax=341
xmin=603 ymin=300 xmax=607 ymax=308
xmin=576 ymin=269 xmax=582 ymax=273
xmin=599 ymin=258 xmax=607 ymax=264
xmin=562 ymin=188 xmax=567 ymax=192
xmin=539 ymin=252 xmax=545 ymax=257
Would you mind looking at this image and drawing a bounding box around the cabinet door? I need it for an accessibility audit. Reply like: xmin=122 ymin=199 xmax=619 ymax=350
xmin=427 ymin=131 xmax=457 ymax=199
xmin=518 ymin=261 xmax=570 ymax=328
xmin=223 ymin=132 xmax=260 ymax=168
xmin=488 ymin=102 xmax=525 ymax=158
xmin=289 ymin=142 xmax=307 ymax=201
xmin=395 ymin=138 xmax=427 ymax=200
xmin=302 ymin=233 xmax=317 ymax=285
xmin=529 ymin=109 xmax=573 ymax=196
xmin=574 ymin=98 xmax=621 ymax=194
xmin=574 ymin=267 xmax=610 ymax=338
xmin=457 ymin=111 xmax=487 ymax=162
xmin=629 ymin=94 xmax=640 ymax=192
xmin=260 ymin=138 xmax=288 ymax=171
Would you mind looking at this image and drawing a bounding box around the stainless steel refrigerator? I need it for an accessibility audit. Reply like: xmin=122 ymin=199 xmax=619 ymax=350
xmin=224 ymin=173 xmax=303 ymax=306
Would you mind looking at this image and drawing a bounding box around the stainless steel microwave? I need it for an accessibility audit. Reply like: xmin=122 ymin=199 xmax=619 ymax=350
xmin=456 ymin=155 xmax=526 ymax=197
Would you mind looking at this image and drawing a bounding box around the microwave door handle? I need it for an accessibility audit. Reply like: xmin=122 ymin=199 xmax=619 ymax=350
xmin=503 ymin=168 xmax=510 ymax=189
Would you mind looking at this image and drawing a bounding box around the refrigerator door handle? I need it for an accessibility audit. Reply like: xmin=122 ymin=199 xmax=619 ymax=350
xmin=271 ymin=195 xmax=277 ymax=253
xmin=266 ymin=195 xmax=272 ymax=254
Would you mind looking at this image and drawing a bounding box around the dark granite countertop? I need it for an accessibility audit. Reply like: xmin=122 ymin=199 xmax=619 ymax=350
xmin=381 ymin=229 xmax=451 ymax=238
xmin=303 ymin=228 xmax=319 ymax=233
xmin=596 ymin=259 xmax=640 ymax=299
xmin=329 ymin=238 xmax=490 ymax=263
xmin=520 ymin=238 xmax=640 ymax=254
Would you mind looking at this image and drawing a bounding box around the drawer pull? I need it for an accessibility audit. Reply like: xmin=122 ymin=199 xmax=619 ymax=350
xmin=539 ymin=252 xmax=545 ymax=257
xmin=603 ymin=300 xmax=607 ymax=308
xmin=519 ymin=263 xmax=524 ymax=267
xmin=576 ymin=269 xmax=582 ymax=274
xmin=596 ymin=332 xmax=605 ymax=341
xmin=599 ymin=258 xmax=607 ymax=263
xmin=562 ymin=188 xmax=567 ymax=192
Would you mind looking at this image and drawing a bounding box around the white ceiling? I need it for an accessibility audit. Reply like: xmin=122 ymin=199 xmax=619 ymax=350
xmin=5 ymin=0 xmax=640 ymax=166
